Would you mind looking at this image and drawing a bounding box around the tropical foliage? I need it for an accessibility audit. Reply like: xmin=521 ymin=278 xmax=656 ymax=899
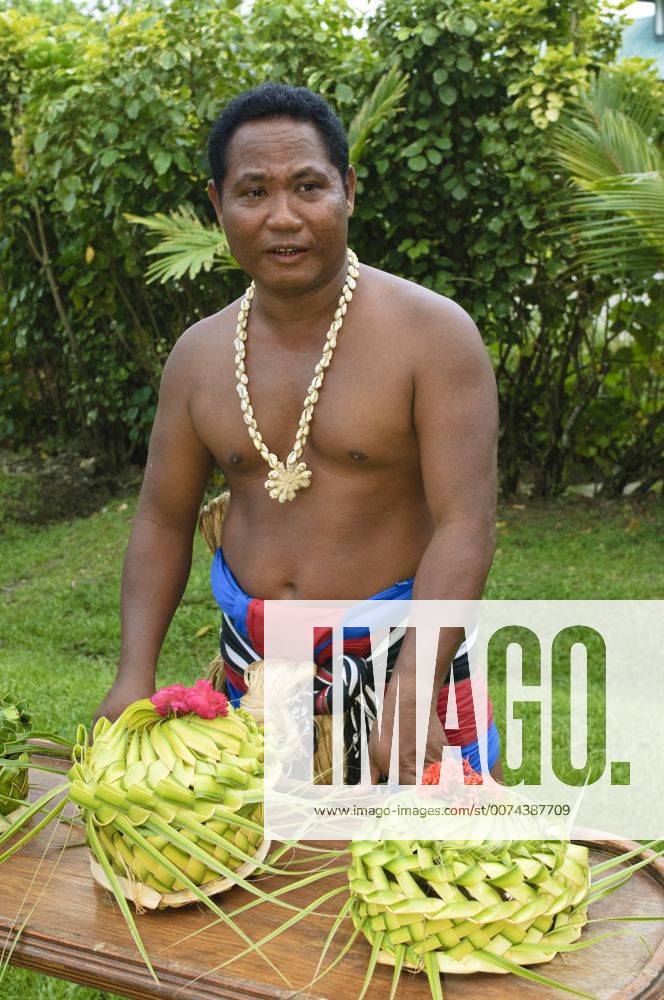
xmin=549 ymin=66 xmax=664 ymax=496
xmin=0 ymin=0 xmax=661 ymax=496
xmin=552 ymin=68 xmax=664 ymax=280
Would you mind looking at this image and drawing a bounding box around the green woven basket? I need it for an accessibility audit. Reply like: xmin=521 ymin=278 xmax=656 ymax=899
xmin=349 ymin=839 xmax=589 ymax=975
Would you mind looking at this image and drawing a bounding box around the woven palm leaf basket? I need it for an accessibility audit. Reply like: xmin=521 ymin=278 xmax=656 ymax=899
xmin=0 ymin=690 xmax=304 ymax=984
xmin=81 ymin=696 xmax=270 ymax=911
xmin=0 ymin=696 xmax=32 ymax=834
xmin=348 ymin=839 xmax=590 ymax=978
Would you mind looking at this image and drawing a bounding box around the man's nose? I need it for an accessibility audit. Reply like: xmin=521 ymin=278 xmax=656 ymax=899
xmin=266 ymin=191 xmax=303 ymax=230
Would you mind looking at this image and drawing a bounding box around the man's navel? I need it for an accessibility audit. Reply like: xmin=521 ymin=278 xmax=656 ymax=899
xmin=347 ymin=449 xmax=368 ymax=461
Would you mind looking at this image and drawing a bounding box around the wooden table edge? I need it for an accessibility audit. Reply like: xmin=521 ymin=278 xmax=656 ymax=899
xmin=1 ymin=923 xmax=307 ymax=1000
xmin=575 ymin=839 xmax=664 ymax=1000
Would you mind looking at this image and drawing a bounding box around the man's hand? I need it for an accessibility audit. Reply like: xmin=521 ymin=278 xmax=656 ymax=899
xmin=367 ymin=673 xmax=448 ymax=784
xmin=91 ymin=676 xmax=156 ymax=736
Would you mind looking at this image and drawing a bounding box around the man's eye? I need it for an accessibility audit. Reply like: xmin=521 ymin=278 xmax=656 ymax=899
xmin=246 ymin=188 xmax=265 ymax=198
xmin=299 ymin=183 xmax=319 ymax=192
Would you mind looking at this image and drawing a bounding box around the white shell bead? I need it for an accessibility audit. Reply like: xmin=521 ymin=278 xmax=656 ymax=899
xmin=243 ymin=412 xmax=253 ymax=425
xmin=340 ymin=301 xmax=347 ymax=315
xmin=239 ymin=373 xmax=248 ymax=385
xmin=334 ymin=307 xmax=343 ymax=320
xmin=309 ymin=389 xmax=319 ymax=403
xmin=344 ymin=288 xmax=352 ymax=303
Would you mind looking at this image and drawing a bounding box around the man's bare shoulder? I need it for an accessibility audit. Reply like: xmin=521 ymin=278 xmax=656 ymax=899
xmin=171 ymin=300 xmax=241 ymax=355
xmin=363 ymin=263 xmax=486 ymax=372
xmin=161 ymin=300 xmax=243 ymax=384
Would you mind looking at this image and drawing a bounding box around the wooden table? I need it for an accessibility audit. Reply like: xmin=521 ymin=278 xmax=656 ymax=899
xmin=2 ymin=759 xmax=663 ymax=999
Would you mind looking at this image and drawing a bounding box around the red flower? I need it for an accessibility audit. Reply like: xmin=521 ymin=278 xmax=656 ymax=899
xmin=184 ymin=679 xmax=229 ymax=720
xmin=151 ymin=683 xmax=191 ymax=717
xmin=151 ymin=679 xmax=229 ymax=720
xmin=422 ymin=758 xmax=483 ymax=786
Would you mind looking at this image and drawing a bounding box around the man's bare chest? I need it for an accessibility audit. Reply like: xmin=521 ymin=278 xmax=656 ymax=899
xmin=188 ymin=309 xmax=417 ymax=482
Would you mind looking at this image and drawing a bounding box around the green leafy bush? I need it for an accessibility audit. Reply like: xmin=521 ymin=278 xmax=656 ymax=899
xmin=0 ymin=0 xmax=660 ymax=496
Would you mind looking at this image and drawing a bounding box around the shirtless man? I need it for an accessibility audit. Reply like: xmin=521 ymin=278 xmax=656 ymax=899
xmin=93 ymin=82 xmax=501 ymax=783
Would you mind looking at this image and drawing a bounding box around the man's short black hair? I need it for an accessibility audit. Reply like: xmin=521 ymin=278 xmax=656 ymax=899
xmin=208 ymin=81 xmax=349 ymax=195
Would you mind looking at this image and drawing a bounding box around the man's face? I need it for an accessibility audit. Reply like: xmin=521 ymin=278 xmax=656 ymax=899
xmin=207 ymin=116 xmax=355 ymax=291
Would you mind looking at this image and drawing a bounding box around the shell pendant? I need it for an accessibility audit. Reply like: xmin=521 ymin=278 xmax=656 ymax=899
xmin=265 ymin=460 xmax=312 ymax=503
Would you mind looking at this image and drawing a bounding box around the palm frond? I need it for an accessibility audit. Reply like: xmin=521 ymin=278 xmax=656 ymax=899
xmin=551 ymin=67 xmax=664 ymax=281
xmin=124 ymin=205 xmax=240 ymax=284
xmin=580 ymin=68 xmax=663 ymax=138
xmin=561 ymin=172 xmax=664 ymax=276
xmin=348 ymin=63 xmax=409 ymax=165
xmin=552 ymin=110 xmax=662 ymax=188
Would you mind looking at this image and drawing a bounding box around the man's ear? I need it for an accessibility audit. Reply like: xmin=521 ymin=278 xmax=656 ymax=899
xmin=345 ymin=164 xmax=356 ymax=217
xmin=207 ymin=179 xmax=224 ymax=227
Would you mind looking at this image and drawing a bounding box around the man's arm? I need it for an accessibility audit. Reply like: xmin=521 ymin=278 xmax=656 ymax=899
xmin=92 ymin=330 xmax=215 ymax=726
xmin=369 ymin=298 xmax=498 ymax=781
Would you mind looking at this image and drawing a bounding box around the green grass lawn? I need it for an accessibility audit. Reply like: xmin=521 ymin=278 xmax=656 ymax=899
xmin=1 ymin=490 xmax=662 ymax=999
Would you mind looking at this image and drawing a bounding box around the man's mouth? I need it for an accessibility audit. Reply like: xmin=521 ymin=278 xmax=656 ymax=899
xmin=267 ymin=246 xmax=308 ymax=257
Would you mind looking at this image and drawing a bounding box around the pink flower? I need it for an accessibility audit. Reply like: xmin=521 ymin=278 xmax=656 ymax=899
xmin=184 ymin=679 xmax=229 ymax=719
xmin=151 ymin=679 xmax=229 ymax=720
xmin=151 ymin=683 xmax=191 ymax=717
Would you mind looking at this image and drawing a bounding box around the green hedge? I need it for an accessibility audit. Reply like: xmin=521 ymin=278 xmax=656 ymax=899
xmin=0 ymin=0 xmax=661 ymax=495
